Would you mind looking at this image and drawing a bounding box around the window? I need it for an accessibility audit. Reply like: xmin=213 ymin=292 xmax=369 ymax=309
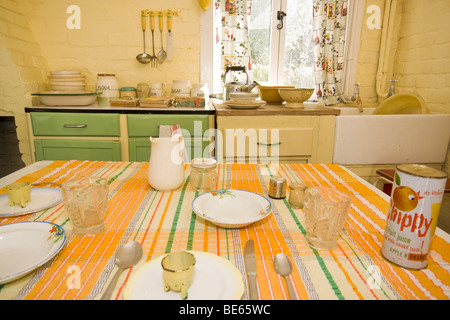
xmin=249 ymin=0 xmax=314 ymax=88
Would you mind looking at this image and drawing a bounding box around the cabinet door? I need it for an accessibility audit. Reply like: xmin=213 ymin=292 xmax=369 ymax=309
xmin=128 ymin=138 xmax=211 ymax=162
xmin=34 ymin=139 xmax=121 ymax=161
xmin=31 ymin=112 xmax=120 ymax=136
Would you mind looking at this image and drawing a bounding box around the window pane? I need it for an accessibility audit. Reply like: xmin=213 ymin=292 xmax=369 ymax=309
xmin=248 ymin=0 xmax=272 ymax=83
xmin=283 ymin=0 xmax=314 ymax=88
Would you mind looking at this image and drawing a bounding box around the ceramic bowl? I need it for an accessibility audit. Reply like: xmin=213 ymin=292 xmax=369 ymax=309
xmin=278 ymin=88 xmax=314 ymax=108
xmin=229 ymin=92 xmax=259 ymax=103
xmin=258 ymin=86 xmax=294 ymax=104
xmin=373 ymin=93 xmax=430 ymax=114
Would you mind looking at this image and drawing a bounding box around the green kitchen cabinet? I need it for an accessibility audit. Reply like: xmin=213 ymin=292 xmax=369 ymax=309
xmin=128 ymin=138 xmax=212 ymax=162
xmin=34 ymin=139 xmax=121 ymax=161
xmin=127 ymin=114 xmax=214 ymax=162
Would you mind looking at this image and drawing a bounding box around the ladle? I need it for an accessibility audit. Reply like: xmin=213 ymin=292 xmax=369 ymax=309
xmin=149 ymin=11 xmax=157 ymax=67
xmin=273 ymin=253 xmax=297 ymax=300
xmin=157 ymin=12 xmax=167 ymax=64
xmin=136 ymin=11 xmax=151 ymax=64
xmin=101 ymin=241 xmax=143 ymax=300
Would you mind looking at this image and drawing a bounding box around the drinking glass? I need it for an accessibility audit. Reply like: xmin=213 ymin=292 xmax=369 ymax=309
xmin=62 ymin=177 xmax=108 ymax=236
xmin=304 ymin=186 xmax=351 ymax=250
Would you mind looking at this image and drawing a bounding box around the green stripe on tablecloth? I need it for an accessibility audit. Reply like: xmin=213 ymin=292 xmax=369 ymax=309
xmin=265 ymin=164 xmax=345 ymax=300
xmin=165 ymin=176 xmax=190 ymax=254
xmin=187 ymin=189 xmax=199 ymax=251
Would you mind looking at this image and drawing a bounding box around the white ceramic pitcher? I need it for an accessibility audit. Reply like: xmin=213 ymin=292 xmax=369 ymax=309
xmin=147 ymin=134 xmax=185 ymax=191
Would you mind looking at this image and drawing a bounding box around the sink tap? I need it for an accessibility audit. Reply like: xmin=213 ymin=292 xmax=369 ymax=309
xmin=351 ymin=83 xmax=360 ymax=101
xmin=387 ymin=80 xmax=398 ymax=97
xmin=351 ymin=83 xmax=363 ymax=113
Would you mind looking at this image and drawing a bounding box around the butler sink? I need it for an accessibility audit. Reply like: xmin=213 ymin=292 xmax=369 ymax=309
xmin=331 ymin=106 xmax=450 ymax=165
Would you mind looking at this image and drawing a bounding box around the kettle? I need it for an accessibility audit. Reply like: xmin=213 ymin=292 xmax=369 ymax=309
xmin=223 ymin=66 xmax=258 ymax=101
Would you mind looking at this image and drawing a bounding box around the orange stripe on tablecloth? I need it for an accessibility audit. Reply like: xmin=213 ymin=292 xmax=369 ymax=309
xmin=330 ymin=248 xmax=364 ymax=300
xmin=146 ymin=191 xmax=174 ymax=261
xmin=337 ymin=243 xmax=380 ymax=300
xmin=228 ymin=164 xmax=308 ymax=300
xmin=23 ymin=162 xmax=149 ymax=299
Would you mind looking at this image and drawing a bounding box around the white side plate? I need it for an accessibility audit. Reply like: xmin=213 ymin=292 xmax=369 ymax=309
xmin=0 ymin=187 xmax=62 ymax=217
xmin=0 ymin=221 xmax=66 ymax=284
xmin=123 ymin=251 xmax=244 ymax=300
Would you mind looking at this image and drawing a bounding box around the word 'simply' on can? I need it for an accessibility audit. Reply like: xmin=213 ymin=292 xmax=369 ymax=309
xmin=381 ymin=164 xmax=447 ymax=269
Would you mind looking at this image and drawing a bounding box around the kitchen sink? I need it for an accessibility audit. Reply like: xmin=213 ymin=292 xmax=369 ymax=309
xmin=330 ymin=106 xmax=450 ymax=165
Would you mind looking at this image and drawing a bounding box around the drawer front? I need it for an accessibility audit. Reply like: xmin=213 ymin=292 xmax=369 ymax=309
xmin=31 ymin=112 xmax=120 ymax=136
xmin=34 ymin=139 xmax=121 ymax=161
xmin=223 ymin=127 xmax=313 ymax=159
xmin=129 ymin=138 xmax=211 ymax=162
xmin=127 ymin=114 xmax=210 ymax=138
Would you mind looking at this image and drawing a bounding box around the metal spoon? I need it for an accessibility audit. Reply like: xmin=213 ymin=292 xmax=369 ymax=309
xmin=136 ymin=11 xmax=151 ymax=64
xmin=101 ymin=241 xmax=143 ymax=300
xmin=273 ymin=253 xmax=297 ymax=300
xmin=157 ymin=12 xmax=167 ymax=64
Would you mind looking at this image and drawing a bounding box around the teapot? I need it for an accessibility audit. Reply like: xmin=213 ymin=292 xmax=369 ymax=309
xmin=223 ymin=66 xmax=258 ymax=101
xmin=147 ymin=134 xmax=185 ymax=191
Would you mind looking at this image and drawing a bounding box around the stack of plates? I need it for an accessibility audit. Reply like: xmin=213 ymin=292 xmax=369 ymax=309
xmin=48 ymin=70 xmax=86 ymax=91
xmin=225 ymin=92 xmax=265 ymax=109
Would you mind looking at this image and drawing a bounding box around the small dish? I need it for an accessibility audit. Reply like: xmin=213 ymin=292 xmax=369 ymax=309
xmin=0 ymin=187 xmax=62 ymax=217
xmin=224 ymin=100 xmax=265 ymax=109
xmin=0 ymin=221 xmax=66 ymax=284
xmin=192 ymin=189 xmax=272 ymax=228
xmin=124 ymin=251 xmax=244 ymax=300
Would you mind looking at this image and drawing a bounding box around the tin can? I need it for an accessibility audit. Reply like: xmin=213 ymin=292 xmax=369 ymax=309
xmin=381 ymin=164 xmax=447 ymax=269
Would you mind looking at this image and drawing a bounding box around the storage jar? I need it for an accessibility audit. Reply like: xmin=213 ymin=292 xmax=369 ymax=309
xmin=189 ymin=158 xmax=217 ymax=192
xmin=96 ymin=74 xmax=119 ymax=100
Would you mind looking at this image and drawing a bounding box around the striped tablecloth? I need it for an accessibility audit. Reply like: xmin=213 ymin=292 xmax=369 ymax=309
xmin=1 ymin=160 xmax=449 ymax=300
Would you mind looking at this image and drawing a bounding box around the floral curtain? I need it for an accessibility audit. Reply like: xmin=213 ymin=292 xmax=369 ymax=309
xmin=215 ymin=0 xmax=253 ymax=84
xmin=313 ymin=0 xmax=348 ymax=105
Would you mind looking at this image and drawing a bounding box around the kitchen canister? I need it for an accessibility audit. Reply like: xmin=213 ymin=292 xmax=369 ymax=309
xmin=171 ymin=80 xmax=191 ymax=97
xmin=191 ymin=83 xmax=209 ymax=104
xmin=119 ymin=87 xmax=137 ymax=98
xmin=381 ymin=164 xmax=447 ymax=269
xmin=97 ymin=74 xmax=119 ymax=103
xmin=136 ymin=82 xmax=150 ymax=98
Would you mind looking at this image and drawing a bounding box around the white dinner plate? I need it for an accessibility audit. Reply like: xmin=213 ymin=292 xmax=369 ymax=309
xmin=0 ymin=221 xmax=66 ymax=284
xmin=192 ymin=189 xmax=272 ymax=228
xmin=224 ymin=100 xmax=266 ymax=109
xmin=0 ymin=187 xmax=62 ymax=217
xmin=123 ymin=251 xmax=244 ymax=300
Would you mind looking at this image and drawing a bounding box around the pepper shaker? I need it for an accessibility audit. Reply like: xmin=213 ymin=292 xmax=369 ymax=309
xmin=288 ymin=182 xmax=307 ymax=209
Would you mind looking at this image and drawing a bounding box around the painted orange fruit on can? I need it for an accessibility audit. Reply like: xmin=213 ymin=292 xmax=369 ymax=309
xmin=381 ymin=164 xmax=447 ymax=269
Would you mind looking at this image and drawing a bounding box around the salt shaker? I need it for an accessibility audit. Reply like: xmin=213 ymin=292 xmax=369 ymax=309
xmin=269 ymin=176 xmax=286 ymax=199
xmin=288 ymin=182 xmax=307 ymax=209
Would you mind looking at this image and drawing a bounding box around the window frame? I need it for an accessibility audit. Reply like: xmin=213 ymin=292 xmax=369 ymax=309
xmin=200 ymin=0 xmax=363 ymax=98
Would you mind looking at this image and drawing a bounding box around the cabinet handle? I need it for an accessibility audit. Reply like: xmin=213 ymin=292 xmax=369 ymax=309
xmin=64 ymin=124 xmax=87 ymax=128
xmin=257 ymin=141 xmax=281 ymax=146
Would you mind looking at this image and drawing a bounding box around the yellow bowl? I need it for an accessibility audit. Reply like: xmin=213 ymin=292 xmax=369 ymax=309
xmin=258 ymin=86 xmax=294 ymax=104
xmin=278 ymin=88 xmax=314 ymax=107
xmin=373 ymin=93 xmax=430 ymax=115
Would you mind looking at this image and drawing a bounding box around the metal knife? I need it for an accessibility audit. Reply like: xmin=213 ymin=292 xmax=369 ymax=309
xmin=244 ymin=239 xmax=258 ymax=300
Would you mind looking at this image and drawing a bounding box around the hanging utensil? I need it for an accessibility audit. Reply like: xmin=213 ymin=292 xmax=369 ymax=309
xmin=149 ymin=11 xmax=157 ymax=67
xmin=167 ymin=12 xmax=173 ymax=61
xmin=157 ymin=11 xmax=167 ymax=64
xmin=136 ymin=11 xmax=151 ymax=64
